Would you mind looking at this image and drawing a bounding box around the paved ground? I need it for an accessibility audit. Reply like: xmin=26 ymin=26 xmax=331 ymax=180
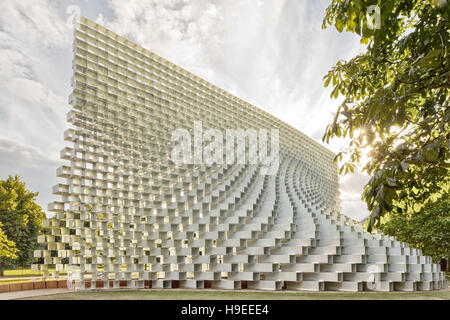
xmin=0 ymin=288 xmax=72 ymax=300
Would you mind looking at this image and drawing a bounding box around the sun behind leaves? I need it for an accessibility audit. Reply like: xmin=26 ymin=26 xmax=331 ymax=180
xmin=322 ymin=0 xmax=450 ymax=231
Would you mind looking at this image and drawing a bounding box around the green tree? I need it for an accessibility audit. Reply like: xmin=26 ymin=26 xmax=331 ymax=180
xmin=377 ymin=197 xmax=450 ymax=265
xmin=0 ymin=222 xmax=18 ymax=260
xmin=0 ymin=175 xmax=46 ymax=276
xmin=322 ymin=0 xmax=450 ymax=231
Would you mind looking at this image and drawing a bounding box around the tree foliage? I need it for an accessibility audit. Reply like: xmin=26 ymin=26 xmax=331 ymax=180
xmin=377 ymin=197 xmax=450 ymax=263
xmin=0 ymin=222 xmax=18 ymax=260
xmin=322 ymin=0 xmax=450 ymax=231
xmin=0 ymin=175 xmax=46 ymax=274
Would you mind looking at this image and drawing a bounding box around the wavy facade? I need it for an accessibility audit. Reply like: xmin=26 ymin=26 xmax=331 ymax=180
xmin=33 ymin=16 xmax=447 ymax=292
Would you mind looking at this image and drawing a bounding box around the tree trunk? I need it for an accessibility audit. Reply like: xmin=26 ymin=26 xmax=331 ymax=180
xmin=441 ymin=259 xmax=450 ymax=273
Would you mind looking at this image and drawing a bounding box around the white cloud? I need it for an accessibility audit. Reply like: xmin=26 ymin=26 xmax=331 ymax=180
xmin=0 ymin=0 xmax=71 ymax=209
xmin=0 ymin=138 xmax=63 ymax=212
xmin=340 ymin=190 xmax=370 ymax=221
xmin=339 ymin=170 xmax=371 ymax=221
xmin=0 ymin=0 xmax=69 ymax=49
xmin=0 ymin=138 xmax=60 ymax=168
xmin=340 ymin=171 xmax=370 ymax=195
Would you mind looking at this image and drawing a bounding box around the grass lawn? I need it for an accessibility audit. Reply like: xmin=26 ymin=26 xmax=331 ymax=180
xmin=4 ymin=270 xmax=448 ymax=300
xmin=1 ymin=269 xmax=67 ymax=278
xmin=22 ymin=288 xmax=450 ymax=300
xmin=0 ymin=279 xmax=32 ymax=285
xmin=2 ymin=269 xmax=44 ymax=277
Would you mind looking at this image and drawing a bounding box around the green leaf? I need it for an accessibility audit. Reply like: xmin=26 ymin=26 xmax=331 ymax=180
xmin=336 ymin=19 xmax=344 ymax=32
xmin=424 ymin=148 xmax=439 ymax=162
xmin=324 ymin=74 xmax=332 ymax=87
xmin=413 ymin=203 xmax=421 ymax=213
xmin=322 ymin=0 xmax=450 ymax=229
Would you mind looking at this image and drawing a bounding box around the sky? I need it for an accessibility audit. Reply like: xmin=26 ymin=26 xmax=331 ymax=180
xmin=0 ymin=0 xmax=371 ymax=221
